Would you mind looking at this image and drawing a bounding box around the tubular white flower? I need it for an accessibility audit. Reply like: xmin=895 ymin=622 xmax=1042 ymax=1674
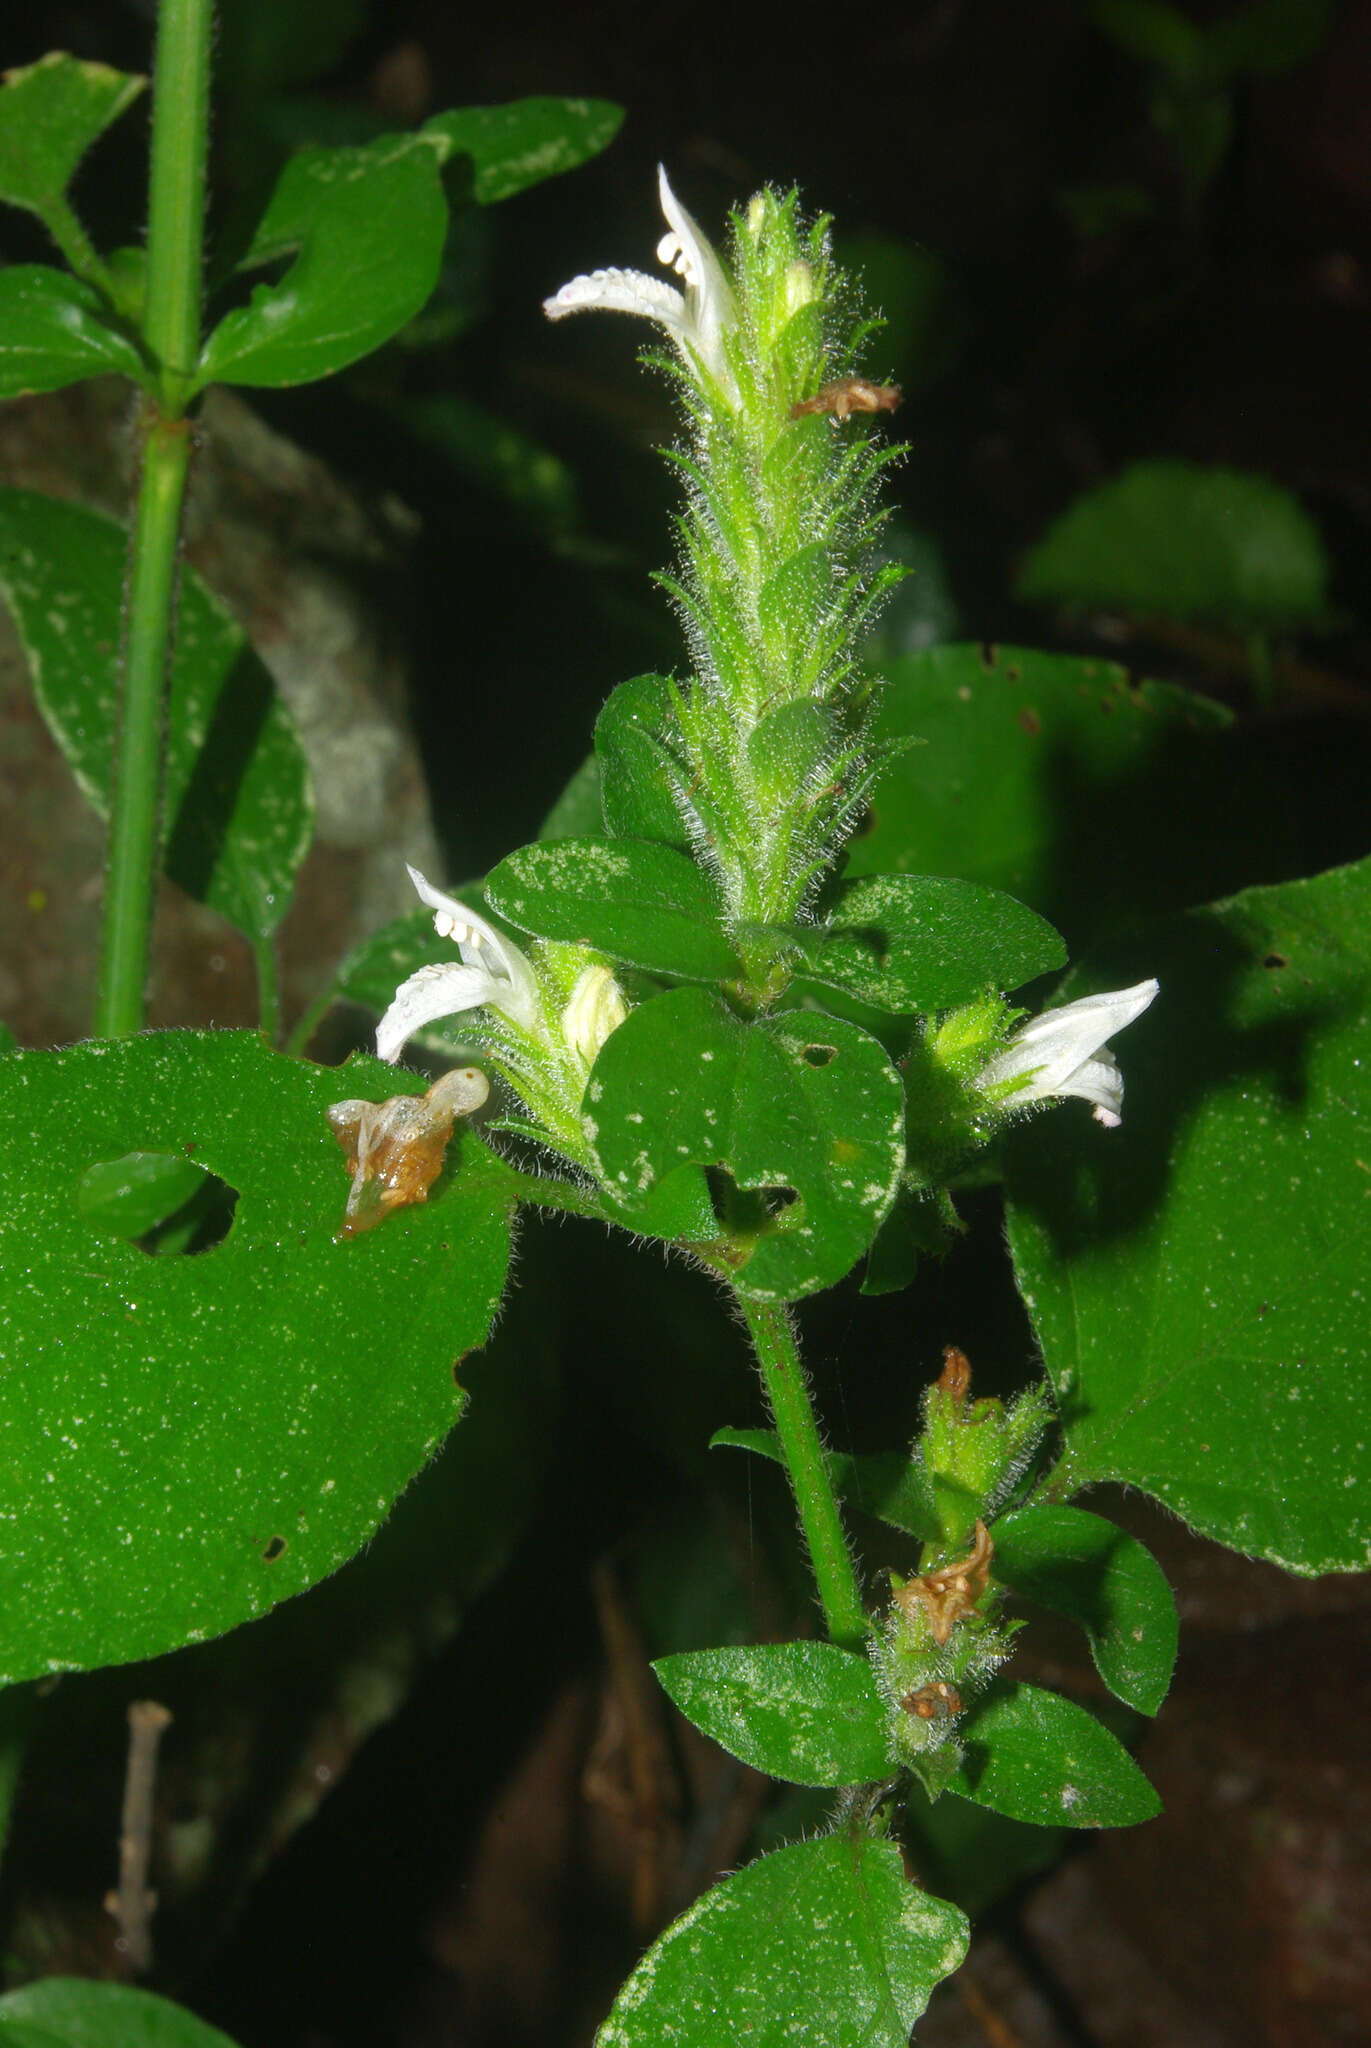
xmin=974 ymin=979 xmax=1160 ymax=1128
xmin=543 ymin=165 xmax=736 ymax=392
xmin=375 ymin=866 xmax=541 ymax=1063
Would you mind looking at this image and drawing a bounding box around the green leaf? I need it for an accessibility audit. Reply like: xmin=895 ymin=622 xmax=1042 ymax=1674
xmin=0 ymin=1031 xmax=514 ymax=1681
xmin=947 ymin=1683 xmax=1160 ymax=1828
xmin=423 ymin=96 xmax=623 ymax=203
xmin=711 ymin=1427 xmax=938 ymax=1540
xmin=654 ymin=1642 xmax=891 ymax=1787
xmin=1016 ymin=461 xmax=1333 ymax=633
xmin=589 ymin=987 xmax=904 ymax=1300
xmin=1006 ymin=856 xmax=1371 ymax=1575
xmin=76 ymin=1149 xmax=207 ymax=1241
xmin=0 ymin=52 xmax=144 ymax=240
xmin=845 ymin=644 xmax=1295 ymax=948
xmin=596 ymin=1833 xmax=968 ymax=2048
xmin=596 ymin=673 xmax=691 ymax=848
xmin=992 ymin=1505 xmax=1178 ymax=1715
xmin=0 ymin=490 xmax=313 ymax=941
xmin=197 ymin=134 xmax=448 ymax=390
xmin=0 ymin=267 xmax=146 ymax=397
xmin=487 ymin=838 xmax=737 ymax=982
xmin=803 ymin=873 xmax=1066 ymax=1013
xmin=0 ymin=1979 xmax=241 ymax=2048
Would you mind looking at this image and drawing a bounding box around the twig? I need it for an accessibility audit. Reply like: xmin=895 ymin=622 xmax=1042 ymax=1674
xmin=105 ymin=1699 xmax=173 ymax=1974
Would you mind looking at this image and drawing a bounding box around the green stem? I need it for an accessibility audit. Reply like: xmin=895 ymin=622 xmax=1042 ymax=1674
xmin=254 ymin=935 xmax=281 ymax=1045
xmin=143 ymin=0 xmax=212 ymax=417
xmin=93 ymin=413 xmax=193 ymax=1037
xmin=44 ymin=193 xmax=114 ymax=296
xmin=736 ymin=1295 xmax=868 ymax=1650
xmin=93 ymin=0 xmax=214 ymax=1036
xmin=284 ymin=983 xmax=336 ymax=1059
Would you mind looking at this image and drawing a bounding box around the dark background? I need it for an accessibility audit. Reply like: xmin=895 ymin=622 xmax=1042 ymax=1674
xmin=3 ymin=3 xmax=1370 ymax=2045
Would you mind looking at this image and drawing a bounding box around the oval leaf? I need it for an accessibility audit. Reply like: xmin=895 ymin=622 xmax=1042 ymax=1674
xmin=487 ymin=838 xmax=737 ymax=982
xmin=807 ymin=873 xmax=1065 ymax=1012
xmin=589 ymin=987 xmax=904 ymax=1300
xmin=992 ymin=1505 xmax=1178 ymax=1715
xmin=1016 ymin=460 xmax=1332 ymax=632
xmin=423 ymin=96 xmax=623 ymax=203
xmin=0 ymin=1979 xmax=241 ymax=2048
xmin=654 ymin=1642 xmax=891 ymax=1787
xmin=0 ymin=489 xmax=313 ymax=940
xmin=1006 ymin=856 xmax=1371 ymax=1574
xmin=197 ymin=133 xmax=448 ymax=390
xmin=596 ymin=1833 xmax=967 ymax=2048
xmin=0 ymin=53 xmax=144 ymax=235
xmin=0 ymin=1031 xmax=514 ymax=1681
xmin=947 ymin=1682 xmax=1160 ymax=1828
xmin=0 ymin=267 xmax=147 ymax=397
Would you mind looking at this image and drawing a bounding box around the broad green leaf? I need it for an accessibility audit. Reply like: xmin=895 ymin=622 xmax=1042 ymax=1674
xmin=0 ymin=1980 xmax=240 ymax=2048
xmin=992 ymin=1505 xmax=1178 ymax=1715
xmin=0 ymin=1031 xmax=514 ymax=1681
xmin=803 ymin=873 xmax=1065 ymax=1013
xmin=589 ymin=987 xmax=904 ymax=1300
xmin=0 ymin=53 xmax=145 ymax=240
xmin=1006 ymin=857 xmax=1371 ymax=1575
xmin=1016 ymin=460 xmax=1332 ymax=633
xmin=846 ymin=644 xmax=1296 ymax=947
xmin=711 ymin=1427 xmax=938 ymax=1539
xmin=0 ymin=267 xmax=146 ymax=397
xmin=596 ymin=1832 xmax=968 ymax=2048
xmin=596 ymin=673 xmax=691 ymax=848
xmin=197 ymin=133 xmax=448 ymax=390
xmin=654 ymin=1642 xmax=891 ymax=1787
xmin=423 ymin=96 xmax=623 ymax=203
xmin=487 ymin=838 xmax=737 ymax=982
xmin=0 ymin=490 xmax=313 ymax=941
xmin=947 ymin=1683 xmax=1160 ymax=1828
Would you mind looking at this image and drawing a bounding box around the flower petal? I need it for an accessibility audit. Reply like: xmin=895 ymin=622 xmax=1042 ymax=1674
xmin=979 ymin=979 xmax=1159 ymax=1100
xmin=542 ymin=265 xmax=691 ymax=340
xmin=376 ymin=961 xmax=504 ymax=1065
xmin=404 ymin=864 xmax=540 ymax=1028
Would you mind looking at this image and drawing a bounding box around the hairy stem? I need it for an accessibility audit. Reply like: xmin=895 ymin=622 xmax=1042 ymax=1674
xmin=92 ymin=0 xmax=212 ymax=1035
xmin=736 ymin=1295 xmax=868 ymax=1651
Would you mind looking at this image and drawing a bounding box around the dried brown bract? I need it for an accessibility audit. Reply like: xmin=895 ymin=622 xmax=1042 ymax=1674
xmin=901 ymin=1680 xmax=964 ymax=1721
xmin=893 ymin=1518 xmax=994 ymax=1646
xmin=789 ymin=376 xmax=903 ymax=422
xmin=327 ymin=1066 xmax=488 ymax=1239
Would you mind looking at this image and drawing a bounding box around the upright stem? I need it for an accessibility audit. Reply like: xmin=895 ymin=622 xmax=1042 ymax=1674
xmin=143 ymin=0 xmax=211 ymax=418
xmin=736 ymin=1295 xmax=868 ymax=1651
xmin=92 ymin=0 xmax=213 ymax=1035
xmin=93 ymin=415 xmax=193 ymax=1037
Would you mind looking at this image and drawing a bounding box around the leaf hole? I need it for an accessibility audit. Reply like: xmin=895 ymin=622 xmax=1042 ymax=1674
xmin=1263 ymin=951 xmax=1288 ymax=970
xmin=802 ymin=1042 xmax=839 ymax=1068
xmin=78 ymin=1151 xmax=239 ymax=1256
xmin=261 ymin=1535 xmax=287 ymax=1563
xmin=760 ymin=1185 xmax=798 ymax=1219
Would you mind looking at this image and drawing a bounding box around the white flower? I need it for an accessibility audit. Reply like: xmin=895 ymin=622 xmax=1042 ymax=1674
xmin=376 ymin=865 xmax=541 ymax=1064
xmin=542 ymin=165 xmax=736 ymax=392
xmin=974 ymin=979 xmax=1160 ymax=1128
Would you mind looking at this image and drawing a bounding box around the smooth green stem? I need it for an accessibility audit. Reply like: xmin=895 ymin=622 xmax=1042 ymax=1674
xmin=736 ymin=1295 xmax=868 ymax=1650
xmin=143 ymin=0 xmax=212 ymax=415
xmin=254 ymin=935 xmax=280 ymax=1045
xmin=93 ymin=415 xmax=193 ymax=1037
xmin=284 ymin=983 xmax=336 ymax=1059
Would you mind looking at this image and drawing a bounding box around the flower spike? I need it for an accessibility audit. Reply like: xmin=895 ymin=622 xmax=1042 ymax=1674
xmin=975 ymin=979 xmax=1160 ymax=1128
